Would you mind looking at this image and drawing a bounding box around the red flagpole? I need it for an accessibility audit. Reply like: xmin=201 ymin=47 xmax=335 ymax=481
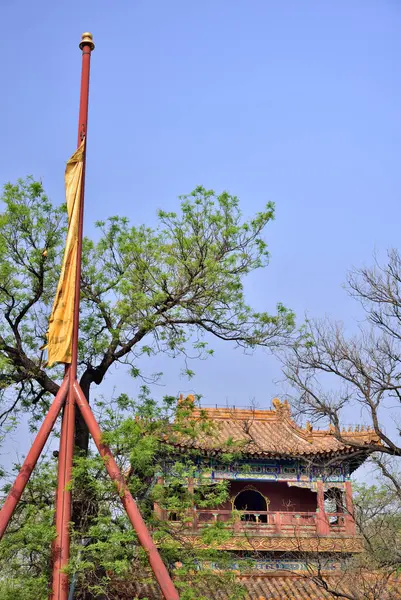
xmin=0 ymin=32 xmax=180 ymax=600
xmin=50 ymin=32 xmax=94 ymax=600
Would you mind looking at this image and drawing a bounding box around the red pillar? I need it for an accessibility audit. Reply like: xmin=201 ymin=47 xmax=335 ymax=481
xmin=316 ymin=481 xmax=330 ymax=535
xmin=344 ymin=481 xmax=356 ymax=535
xmin=274 ymin=511 xmax=282 ymax=534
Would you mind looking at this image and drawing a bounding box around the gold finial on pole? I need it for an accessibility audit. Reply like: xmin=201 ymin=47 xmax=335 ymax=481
xmin=79 ymin=32 xmax=95 ymax=51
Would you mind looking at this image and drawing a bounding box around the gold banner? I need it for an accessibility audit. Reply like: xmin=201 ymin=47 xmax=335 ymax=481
xmin=46 ymin=138 xmax=85 ymax=366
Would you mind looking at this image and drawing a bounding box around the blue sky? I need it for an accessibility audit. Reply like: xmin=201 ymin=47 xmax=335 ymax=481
xmin=0 ymin=1 xmax=400 ymax=460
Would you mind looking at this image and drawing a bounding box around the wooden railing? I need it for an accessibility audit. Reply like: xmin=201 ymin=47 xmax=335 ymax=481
xmin=170 ymin=509 xmax=350 ymax=535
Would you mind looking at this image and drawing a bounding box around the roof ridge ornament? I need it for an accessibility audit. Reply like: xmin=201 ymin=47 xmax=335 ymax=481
xmin=272 ymin=398 xmax=291 ymax=417
xmin=178 ymin=393 xmax=196 ymax=406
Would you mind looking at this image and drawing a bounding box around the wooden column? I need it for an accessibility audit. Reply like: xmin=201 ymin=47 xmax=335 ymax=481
xmin=344 ymin=480 xmax=356 ymax=535
xmin=316 ymin=481 xmax=330 ymax=535
xmin=274 ymin=511 xmax=282 ymax=534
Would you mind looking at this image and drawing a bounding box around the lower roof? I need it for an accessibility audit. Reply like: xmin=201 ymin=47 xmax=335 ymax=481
xmin=111 ymin=573 xmax=400 ymax=599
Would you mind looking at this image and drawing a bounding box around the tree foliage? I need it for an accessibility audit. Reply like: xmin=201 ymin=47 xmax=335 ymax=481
xmin=0 ymin=390 xmax=248 ymax=600
xmin=0 ymin=179 xmax=294 ymax=449
xmin=0 ymin=178 xmax=293 ymax=598
xmin=281 ymin=249 xmax=401 ymax=498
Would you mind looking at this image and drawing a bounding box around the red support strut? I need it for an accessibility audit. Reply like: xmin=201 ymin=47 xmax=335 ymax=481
xmin=74 ymin=382 xmax=180 ymax=600
xmin=0 ymin=377 xmax=69 ymax=540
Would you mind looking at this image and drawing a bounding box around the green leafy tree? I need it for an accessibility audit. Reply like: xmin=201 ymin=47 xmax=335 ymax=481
xmin=0 ymin=178 xmax=294 ymax=452
xmin=0 ymin=390 xmax=248 ymax=600
xmin=0 ymin=177 xmax=293 ymax=598
xmin=352 ymin=483 xmax=401 ymax=576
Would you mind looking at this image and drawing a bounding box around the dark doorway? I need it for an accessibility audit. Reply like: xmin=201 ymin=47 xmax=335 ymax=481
xmin=233 ymin=489 xmax=267 ymax=522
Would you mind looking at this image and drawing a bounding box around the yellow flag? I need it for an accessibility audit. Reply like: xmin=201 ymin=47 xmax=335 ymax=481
xmin=46 ymin=138 xmax=85 ymax=366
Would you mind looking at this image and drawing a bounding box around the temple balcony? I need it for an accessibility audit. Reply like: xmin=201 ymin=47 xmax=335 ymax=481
xmin=158 ymin=479 xmax=363 ymax=553
xmin=165 ymin=507 xmax=363 ymax=552
xmin=192 ymin=508 xmax=348 ymax=535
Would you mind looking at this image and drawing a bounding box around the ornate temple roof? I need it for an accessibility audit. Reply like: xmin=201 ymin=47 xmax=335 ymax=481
xmin=111 ymin=573 xmax=399 ymax=600
xmin=170 ymin=398 xmax=378 ymax=464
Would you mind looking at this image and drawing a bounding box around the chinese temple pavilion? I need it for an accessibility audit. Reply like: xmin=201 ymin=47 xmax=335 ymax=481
xmin=115 ymin=397 xmax=382 ymax=599
xmin=155 ymin=397 xmax=378 ymax=599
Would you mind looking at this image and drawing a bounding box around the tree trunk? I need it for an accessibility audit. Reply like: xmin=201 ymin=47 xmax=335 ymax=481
xmin=74 ymin=371 xmax=91 ymax=454
xmin=74 ymin=366 xmax=104 ymax=452
xmin=72 ymin=368 xmax=106 ymax=599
